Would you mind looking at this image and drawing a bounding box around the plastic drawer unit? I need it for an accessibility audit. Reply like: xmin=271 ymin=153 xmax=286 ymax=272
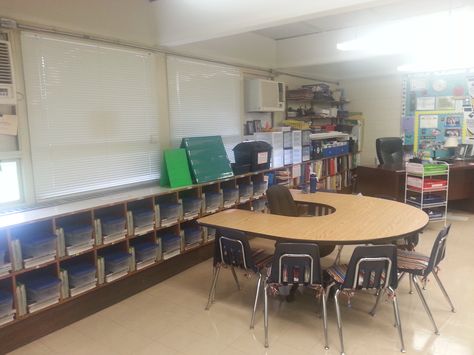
xmin=252 ymin=181 xmax=267 ymax=197
xmin=21 ymin=233 xmax=57 ymax=261
xmin=161 ymin=233 xmax=181 ymax=260
xmin=103 ymin=251 xmax=130 ymax=276
xmin=223 ymin=187 xmax=239 ymax=207
xmin=132 ymin=209 xmax=154 ymax=231
xmin=183 ymin=227 xmax=202 ymax=248
xmin=0 ymin=290 xmax=13 ymax=318
xmin=203 ymin=191 xmax=222 ymax=213
xmin=66 ymin=263 xmax=97 ymax=289
xmin=238 ymin=184 xmax=253 ymax=203
xmin=134 ymin=241 xmax=158 ymax=263
xmin=181 ymin=197 xmax=201 ymax=220
xmin=25 ymin=275 xmax=61 ymax=304
xmin=157 ymin=202 xmax=181 ymax=227
xmin=64 ymin=225 xmax=93 ymax=248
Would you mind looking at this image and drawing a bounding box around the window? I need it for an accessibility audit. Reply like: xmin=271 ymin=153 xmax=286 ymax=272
xmin=0 ymin=160 xmax=21 ymax=204
xmin=21 ymin=32 xmax=160 ymax=201
xmin=167 ymin=56 xmax=241 ymax=162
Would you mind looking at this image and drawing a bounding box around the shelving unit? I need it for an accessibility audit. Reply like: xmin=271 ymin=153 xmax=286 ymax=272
xmin=405 ymin=161 xmax=449 ymax=225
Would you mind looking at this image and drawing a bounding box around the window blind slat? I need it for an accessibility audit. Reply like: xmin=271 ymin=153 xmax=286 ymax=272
xmin=21 ymin=32 xmax=160 ymax=201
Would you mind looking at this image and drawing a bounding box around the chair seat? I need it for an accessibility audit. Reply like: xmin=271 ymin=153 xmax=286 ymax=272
xmin=251 ymin=249 xmax=273 ymax=270
xmin=397 ymin=249 xmax=429 ymax=274
xmin=326 ymin=264 xmax=387 ymax=287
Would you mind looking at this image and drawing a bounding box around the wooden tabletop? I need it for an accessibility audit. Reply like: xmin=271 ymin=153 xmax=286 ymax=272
xmin=198 ymin=191 xmax=429 ymax=244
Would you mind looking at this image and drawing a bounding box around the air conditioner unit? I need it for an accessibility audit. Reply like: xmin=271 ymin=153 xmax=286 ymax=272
xmin=0 ymin=40 xmax=16 ymax=104
xmin=245 ymin=78 xmax=285 ymax=112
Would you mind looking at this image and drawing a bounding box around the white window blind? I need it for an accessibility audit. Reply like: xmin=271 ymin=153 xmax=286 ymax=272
xmin=167 ymin=56 xmax=242 ymax=162
xmin=21 ymin=32 xmax=160 ymax=201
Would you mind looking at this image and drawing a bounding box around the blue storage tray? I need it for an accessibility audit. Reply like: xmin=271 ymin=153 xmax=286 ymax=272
xmin=182 ymin=197 xmax=201 ymax=215
xmin=103 ymin=251 xmax=130 ymax=274
xmin=184 ymin=227 xmax=202 ymax=245
xmin=252 ymin=181 xmax=267 ymax=195
xmin=158 ymin=203 xmax=181 ymax=221
xmin=25 ymin=275 xmax=61 ymax=303
xmin=239 ymin=184 xmax=253 ymax=198
xmin=21 ymin=233 xmax=57 ymax=259
xmin=134 ymin=242 xmax=158 ymax=262
xmin=161 ymin=233 xmax=181 ymax=252
xmin=0 ymin=290 xmax=13 ymax=318
xmin=132 ymin=209 xmax=154 ymax=227
xmin=64 ymin=225 xmax=93 ymax=247
xmin=223 ymin=187 xmax=239 ymax=203
xmin=101 ymin=216 xmax=126 ymax=236
xmin=66 ymin=263 xmax=96 ymax=288
xmin=205 ymin=192 xmax=221 ymax=210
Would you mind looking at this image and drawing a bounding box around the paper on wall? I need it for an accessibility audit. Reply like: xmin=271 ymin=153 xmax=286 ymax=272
xmin=410 ymin=78 xmax=427 ymax=91
xmin=0 ymin=114 xmax=18 ymax=136
xmin=419 ymin=115 xmax=438 ymax=128
xmin=416 ymin=97 xmax=435 ymax=110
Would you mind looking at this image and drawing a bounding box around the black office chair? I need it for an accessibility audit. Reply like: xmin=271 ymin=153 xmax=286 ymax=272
xmin=376 ymin=137 xmax=403 ymax=165
xmin=263 ymin=243 xmax=328 ymax=349
xmin=326 ymin=245 xmax=405 ymax=354
xmin=205 ymin=228 xmax=273 ymax=329
xmin=266 ymin=185 xmax=335 ymax=257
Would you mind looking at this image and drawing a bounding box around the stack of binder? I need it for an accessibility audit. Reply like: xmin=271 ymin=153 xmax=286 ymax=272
xmin=57 ymin=225 xmax=94 ymax=256
xmin=22 ymin=275 xmax=61 ymax=313
xmin=20 ymin=233 xmax=57 ymax=269
xmin=155 ymin=202 xmax=182 ymax=228
xmin=103 ymin=251 xmax=130 ymax=283
xmin=127 ymin=209 xmax=155 ymax=237
xmin=64 ymin=262 xmax=97 ymax=297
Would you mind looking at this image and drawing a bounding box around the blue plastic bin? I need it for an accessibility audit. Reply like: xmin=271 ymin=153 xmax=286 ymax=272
xmin=182 ymin=197 xmax=201 ymax=216
xmin=66 ymin=263 xmax=96 ymax=288
xmin=103 ymin=251 xmax=130 ymax=274
xmin=161 ymin=233 xmax=181 ymax=253
xmin=239 ymin=184 xmax=253 ymax=198
xmin=0 ymin=290 xmax=13 ymax=318
xmin=21 ymin=233 xmax=57 ymax=259
xmin=223 ymin=187 xmax=239 ymax=204
xmin=25 ymin=275 xmax=61 ymax=303
xmin=64 ymin=225 xmax=93 ymax=247
xmin=184 ymin=227 xmax=202 ymax=245
xmin=158 ymin=203 xmax=181 ymax=221
xmin=252 ymin=181 xmax=267 ymax=196
xmin=132 ymin=210 xmax=154 ymax=227
xmin=204 ymin=192 xmax=221 ymax=211
xmin=101 ymin=216 xmax=126 ymax=236
xmin=134 ymin=241 xmax=158 ymax=262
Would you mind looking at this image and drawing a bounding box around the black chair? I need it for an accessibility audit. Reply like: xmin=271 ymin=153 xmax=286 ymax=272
xmin=326 ymin=245 xmax=405 ymax=354
xmin=266 ymin=185 xmax=336 ymax=257
xmin=205 ymin=228 xmax=273 ymax=329
xmin=263 ymin=243 xmax=328 ymax=349
xmin=397 ymin=225 xmax=455 ymax=335
xmin=376 ymin=137 xmax=403 ymax=165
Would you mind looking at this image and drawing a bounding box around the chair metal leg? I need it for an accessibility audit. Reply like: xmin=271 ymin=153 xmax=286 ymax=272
xmin=206 ymin=265 xmax=221 ymax=310
xmin=432 ymin=270 xmax=455 ymax=312
xmin=321 ymin=287 xmax=329 ymax=350
xmin=369 ymin=288 xmax=384 ymax=316
xmin=409 ymin=276 xmax=413 ymax=294
xmin=334 ymin=289 xmax=345 ymax=355
xmin=334 ymin=245 xmax=344 ymax=265
xmin=250 ymin=273 xmax=262 ymax=329
xmin=398 ymin=272 xmax=406 ymax=283
xmin=230 ymin=265 xmax=241 ymax=290
xmin=389 ymin=287 xmax=406 ymax=353
xmin=264 ymin=282 xmax=269 ymax=348
xmin=412 ymin=275 xmax=439 ymax=335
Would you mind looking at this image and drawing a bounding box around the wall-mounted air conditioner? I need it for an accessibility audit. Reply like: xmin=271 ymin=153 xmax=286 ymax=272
xmin=0 ymin=40 xmax=16 ymax=104
xmin=245 ymin=78 xmax=285 ymax=112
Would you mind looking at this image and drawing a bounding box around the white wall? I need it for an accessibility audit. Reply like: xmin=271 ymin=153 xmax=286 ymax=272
xmin=341 ymin=74 xmax=403 ymax=165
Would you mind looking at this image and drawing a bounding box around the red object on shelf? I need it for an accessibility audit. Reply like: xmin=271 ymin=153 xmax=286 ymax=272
xmin=322 ymin=124 xmax=336 ymax=132
xmin=423 ymin=179 xmax=447 ymax=189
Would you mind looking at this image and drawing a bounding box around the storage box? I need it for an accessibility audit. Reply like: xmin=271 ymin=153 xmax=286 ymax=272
xmin=0 ymin=290 xmax=13 ymax=318
xmin=183 ymin=227 xmax=202 ymax=246
xmin=204 ymin=191 xmax=222 ymax=213
xmin=132 ymin=209 xmax=154 ymax=228
xmin=161 ymin=233 xmax=181 ymax=253
xmin=25 ymin=275 xmax=61 ymax=304
xmin=252 ymin=181 xmax=267 ymax=197
xmin=157 ymin=202 xmax=181 ymax=226
xmin=182 ymin=197 xmax=201 ymax=219
xmin=66 ymin=263 xmax=96 ymax=289
xmin=134 ymin=241 xmax=158 ymax=263
xmin=311 ymin=140 xmax=323 ymax=160
xmin=283 ymin=131 xmax=292 ymax=149
xmin=64 ymin=225 xmax=93 ymax=247
xmin=103 ymin=251 xmax=130 ymax=275
xmin=233 ymin=141 xmax=272 ymax=172
xmin=238 ymin=184 xmax=253 ymax=202
xmin=292 ymin=146 xmax=302 ymax=164
xmin=101 ymin=216 xmax=126 ymax=236
xmin=302 ymin=130 xmax=311 ymax=146
xmin=407 ymin=195 xmax=444 ymax=204
xmin=291 ymin=131 xmax=302 ymax=147
xmin=284 ymin=149 xmax=292 ymax=165
xmin=254 ymin=132 xmax=283 ymax=150
xmin=223 ymin=187 xmax=239 ymax=207
xmin=302 ymin=146 xmax=311 ymax=161
xmin=272 ymin=149 xmax=284 ymax=168
xmin=21 ymin=233 xmax=57 ymax=259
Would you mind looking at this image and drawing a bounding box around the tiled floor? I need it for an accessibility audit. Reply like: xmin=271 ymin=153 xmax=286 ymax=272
xmin=8 ymin=210 xmax=474 ymax=355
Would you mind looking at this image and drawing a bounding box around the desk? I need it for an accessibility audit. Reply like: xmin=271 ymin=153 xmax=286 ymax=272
xmin=198 ymin=191 xmax=428 ymax=245
xmin=356 ymin=162 xmax=474 ymax=211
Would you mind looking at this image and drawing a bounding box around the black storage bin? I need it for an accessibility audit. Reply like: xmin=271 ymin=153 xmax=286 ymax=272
xmin=311 ymin=140 xmax=324 ymax=160
xmin=233 ymin=141 xmax=272 ymax=172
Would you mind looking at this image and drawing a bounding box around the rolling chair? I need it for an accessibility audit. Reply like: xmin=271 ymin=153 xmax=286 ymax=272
xmin=376 ymin=137 xmax=403 ymax=165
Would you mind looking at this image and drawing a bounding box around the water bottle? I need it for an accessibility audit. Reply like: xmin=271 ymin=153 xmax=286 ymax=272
xmin=310 ymin=173 xmax=317 ymax=193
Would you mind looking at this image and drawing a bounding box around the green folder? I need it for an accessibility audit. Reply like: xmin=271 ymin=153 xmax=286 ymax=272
xmin=160 ymin=148 xmax=193 ymax=188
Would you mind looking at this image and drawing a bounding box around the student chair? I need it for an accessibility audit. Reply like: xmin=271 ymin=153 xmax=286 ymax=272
xmin=397 ymin=225 xmax=455 ymax=334
xmin=266 ymin=185 xmax=335 ymax=257
xmin=263 ymin=243 xmax=329 ymax=349
xmin=326 ymin=245 xmax=405 ymax=354
xmin=205 ymin=228 xmax=273 ymax=329
xmin=376 ymin=137 xmax=403 ymax=165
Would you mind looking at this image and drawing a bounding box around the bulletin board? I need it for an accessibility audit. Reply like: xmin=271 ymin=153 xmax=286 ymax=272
xmin=401 ymin=72 xmax=474 ymax=158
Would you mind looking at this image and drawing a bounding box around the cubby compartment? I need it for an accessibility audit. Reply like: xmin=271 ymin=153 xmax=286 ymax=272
xmin=158 ymin=226 xmax=181 ymax=260
xmin=237 ymin=177 xmax=253 ymax=203
xmin=94 ymin=205 xmax=127 ymax=246
xmin=221 ymin=180 xmax=239 ymax=208
xmin=127 ymin=198 xmax=155 ymax=237
xmin=98 ymin=243 xmax=131 ymax=283
xmin=203 ymin=227 xmax=216 ymax=242
xmin=16 ymin=266 xmax=60 ymax=315
xmin=0 ymin=231 xmax=11 ymax=276
xmin=60 ymin=252 xmax=97 ymax=298
xmin=180 ymin=189 xmax=202 ymax=221
xmin=251 ymin=175 xmax=268 ymax=198
xmin=56 ymin=212 xmax=94 ymax=257
xmin=10 ymin=221 xmax=56 ymax=270
xmin=252 ymin=198 xmax=267 ymax=213
xmin=155 ymin=194 xmax=182 ymax=228
xmin=181 ymin=221 xmax=203 ymax=250
xmin=130 ymin=235 xmax=160 ymax=270
xmin=0 ymin=279 xmax=14 ymax=326
xmin=202 ymin=185 xmax=223 ymax=214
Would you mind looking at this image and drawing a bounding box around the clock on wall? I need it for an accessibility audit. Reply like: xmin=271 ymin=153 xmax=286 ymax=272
xmin=432 ymin=79 xmax=447 ymax=92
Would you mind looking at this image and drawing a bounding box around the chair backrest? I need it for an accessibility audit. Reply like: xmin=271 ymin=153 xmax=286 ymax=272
xmin=427 ymin=224 xmax=451 ymax=273
xmin=268 ymin=243 xmax=323 ymax=286
xmin=376 ymin=137 xmax=403 ymax=165
xmin=214 ymin=228 xmax=256 ymax=272
xmin=266 ymin=185 xmax=298 ymax=217
xmin=343 ymin=245 xmax=398 ymax=290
